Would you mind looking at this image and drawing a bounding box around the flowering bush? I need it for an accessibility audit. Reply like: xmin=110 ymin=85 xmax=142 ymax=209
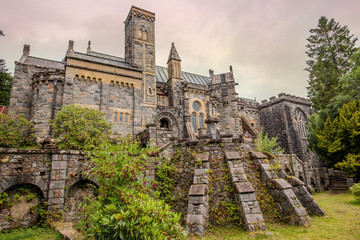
xmin=0 ymin=113 xmax=35 ymax=148
xmin=77 ymin=138 xmax=186 ymax=239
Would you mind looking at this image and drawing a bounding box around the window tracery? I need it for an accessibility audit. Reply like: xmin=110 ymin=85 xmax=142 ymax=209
xmin=294 ymin=108 xmax=307 ymax=138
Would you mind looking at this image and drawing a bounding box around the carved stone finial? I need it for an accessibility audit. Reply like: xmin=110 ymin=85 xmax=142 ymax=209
xmin=209 ymin=69 xmax=214 ymax=77
xmin=87 ymin=40 xmax=92 ymax=54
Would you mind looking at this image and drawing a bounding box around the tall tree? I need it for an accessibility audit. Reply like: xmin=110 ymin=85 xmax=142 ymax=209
xmin=305 ymin=16 xmax=357 ymax=111
xmin=0 ymin=59 xmax=13 ymax=106
xmin=0 ymin=30 xmax=13 ymax=106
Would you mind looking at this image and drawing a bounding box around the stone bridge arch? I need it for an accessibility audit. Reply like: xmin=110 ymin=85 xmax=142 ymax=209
xmin=0 ymin=175 xmax=47 ymax=198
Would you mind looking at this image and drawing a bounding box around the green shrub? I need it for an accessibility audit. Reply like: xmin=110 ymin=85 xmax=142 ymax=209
xmin=155 ymin=158 xmax=175 ymax=203
xmin=0 ymin=113 xmax=35 ymax=148
xmin=51 ymin=104 xmax=112 ymax=150
xmin=255 ymin=127 xmax=284 ymax=156
xmin=350 ymin=183 xmax=360 ymax=201
xmin=77 ymin=138 xmax=186 ymax=239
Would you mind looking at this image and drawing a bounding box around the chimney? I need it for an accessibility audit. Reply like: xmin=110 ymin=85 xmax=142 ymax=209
xmin=19 ymin=44 xmax=30 ymax=62
xmin=66 ymin=40 xmax=74 ymax=56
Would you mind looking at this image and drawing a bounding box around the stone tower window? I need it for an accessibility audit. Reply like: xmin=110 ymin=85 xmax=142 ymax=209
xmin=148 ymin=87 xmax=152 ymax=95
xmin=294 ymin=108 xmax=307 ymax=139
xmin=125 ymin=113 xmax=129 ymax=123
xmin=114 ymin=113 xmax=118 ymax=122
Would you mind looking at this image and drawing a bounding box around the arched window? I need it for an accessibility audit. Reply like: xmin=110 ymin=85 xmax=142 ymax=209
xmin=199 ymin=114 xmax=204 ymax=128
xmin=294 ymin=108 xmax=307 ymax=138
xmin=191 ymin=101 xmax=205 ymax=133
xmin=191 ymin=113 xmax=197 ymax=133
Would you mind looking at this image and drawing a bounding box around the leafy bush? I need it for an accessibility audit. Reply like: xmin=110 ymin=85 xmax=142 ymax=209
xmin=51 ymin=104 xmax=112 ymax=150
xmin=77 ymin=138 xmax=186 ymax=239
xmin=155 ymin=158 xmax=176 ymax=203
xmin=315 ymin=100 xmax=360 ymax=173
xmin=255 ymin=127 xmax=284 ymax=156
xmin=0 ymin=113 xmax=35 ymax=148
xmin=350 ymin=183 xmax=360 ymax=201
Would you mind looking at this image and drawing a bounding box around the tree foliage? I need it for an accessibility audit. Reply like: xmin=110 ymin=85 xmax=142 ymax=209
xmin=306 ymin=16 xmax=357 ymax=111
xmin=255 ymin=127 xmax=284 ymax=156
xmin=0 ymin=30 xmax=13 ymax=106
xmin=314 ymin=100 xmax=360 ymax=173
xmin=0 ymin=58 xmax=13 ymax=106
xmin=0 ymin=113 xmax=36 ymax=148
xmin=77 ymin=138 xmax=186 ymax=239
xmin=51 ymin=104 xmax=112 ymax=150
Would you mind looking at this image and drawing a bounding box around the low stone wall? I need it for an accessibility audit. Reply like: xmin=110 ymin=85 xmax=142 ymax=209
xmin=0 ymin=148 xmax=94 ymax=230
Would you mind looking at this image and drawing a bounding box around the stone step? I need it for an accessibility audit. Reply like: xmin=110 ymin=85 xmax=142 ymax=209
xmin=226 ymin=156 xmax=266 ymax=232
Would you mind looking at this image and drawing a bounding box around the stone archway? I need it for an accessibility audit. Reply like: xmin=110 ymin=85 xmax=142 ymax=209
xmin=155 ymin=111 xmax=179 ymax=137
xmin=63 ymin=180 xmax=98 ymax=222
xmin=0 ymin=184 xmax=44 ymax=231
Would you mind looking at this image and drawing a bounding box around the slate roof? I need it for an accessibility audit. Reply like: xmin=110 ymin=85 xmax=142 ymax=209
xmin=25 ymin=51 xmax=210 ymax=86
xmin=156 ymin=66 xmax=210 ymax=86
xmin=71 ymin=51 xmax=132 ymax=69
xmin=24 ymin=57 xmax=64 ymax=70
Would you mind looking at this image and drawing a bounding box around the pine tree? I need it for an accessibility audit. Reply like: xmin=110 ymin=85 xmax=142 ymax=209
xmin=305 ymin=16 xmax=357 ymax=111
xmin=0 ymin=30 xmax=13 ymax=106
xmin=0 ymin=59 xmax=13 ymax=106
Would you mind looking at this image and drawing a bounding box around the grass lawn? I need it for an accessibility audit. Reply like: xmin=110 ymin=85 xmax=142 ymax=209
xmin=0 ymin=226 xmax=62 ymax=240
xmin=1 ymin=192 xmax=359 ymax=239
xmin=193 ymin=191 xmax=360 ymax=240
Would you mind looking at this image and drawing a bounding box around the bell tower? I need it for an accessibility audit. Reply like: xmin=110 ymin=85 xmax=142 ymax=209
xmin=125 ymin=6 xmax=156 ymax=105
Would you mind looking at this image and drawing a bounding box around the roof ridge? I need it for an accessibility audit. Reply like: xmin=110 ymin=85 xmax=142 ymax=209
xmin=27 ymin=56 xmax=63 ymax=64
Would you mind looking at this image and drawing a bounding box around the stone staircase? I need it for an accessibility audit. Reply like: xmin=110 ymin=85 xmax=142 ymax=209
xmin=225 ymin=151 xmax=266 ymax=231
xmin=259 ymin=162 xmax=312 ymax=226
xmin=186 ymin=153 xmax=210 ymax=236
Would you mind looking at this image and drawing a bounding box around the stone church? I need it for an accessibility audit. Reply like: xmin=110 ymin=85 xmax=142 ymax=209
xmin=9 ymin=6 xmax=326 ymax=191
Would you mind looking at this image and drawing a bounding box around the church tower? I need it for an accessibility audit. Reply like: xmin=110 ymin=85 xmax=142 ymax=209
xmin=125 ymin=6 xmax=156 ymax=105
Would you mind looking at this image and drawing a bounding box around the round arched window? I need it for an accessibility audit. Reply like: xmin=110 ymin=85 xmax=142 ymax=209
xmin=192 ymin=101 xmax=201 ymax=111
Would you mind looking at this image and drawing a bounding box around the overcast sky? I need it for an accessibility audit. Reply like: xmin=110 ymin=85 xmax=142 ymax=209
xmin=1 ymin=0 xmax=359 ymax=102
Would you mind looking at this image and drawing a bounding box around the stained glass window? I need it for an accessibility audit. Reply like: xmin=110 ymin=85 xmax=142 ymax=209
xmin=199 ymin=114 xmax=204 ymax=128
xmin=191 ymin=113 xmax=197 ymax=133
xmin=192 ymin=101 xmax=201 ymax=112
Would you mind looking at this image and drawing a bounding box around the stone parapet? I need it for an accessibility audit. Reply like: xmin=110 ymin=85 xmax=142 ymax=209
xmin=259 ymin=93 xmax=311 ymax=109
